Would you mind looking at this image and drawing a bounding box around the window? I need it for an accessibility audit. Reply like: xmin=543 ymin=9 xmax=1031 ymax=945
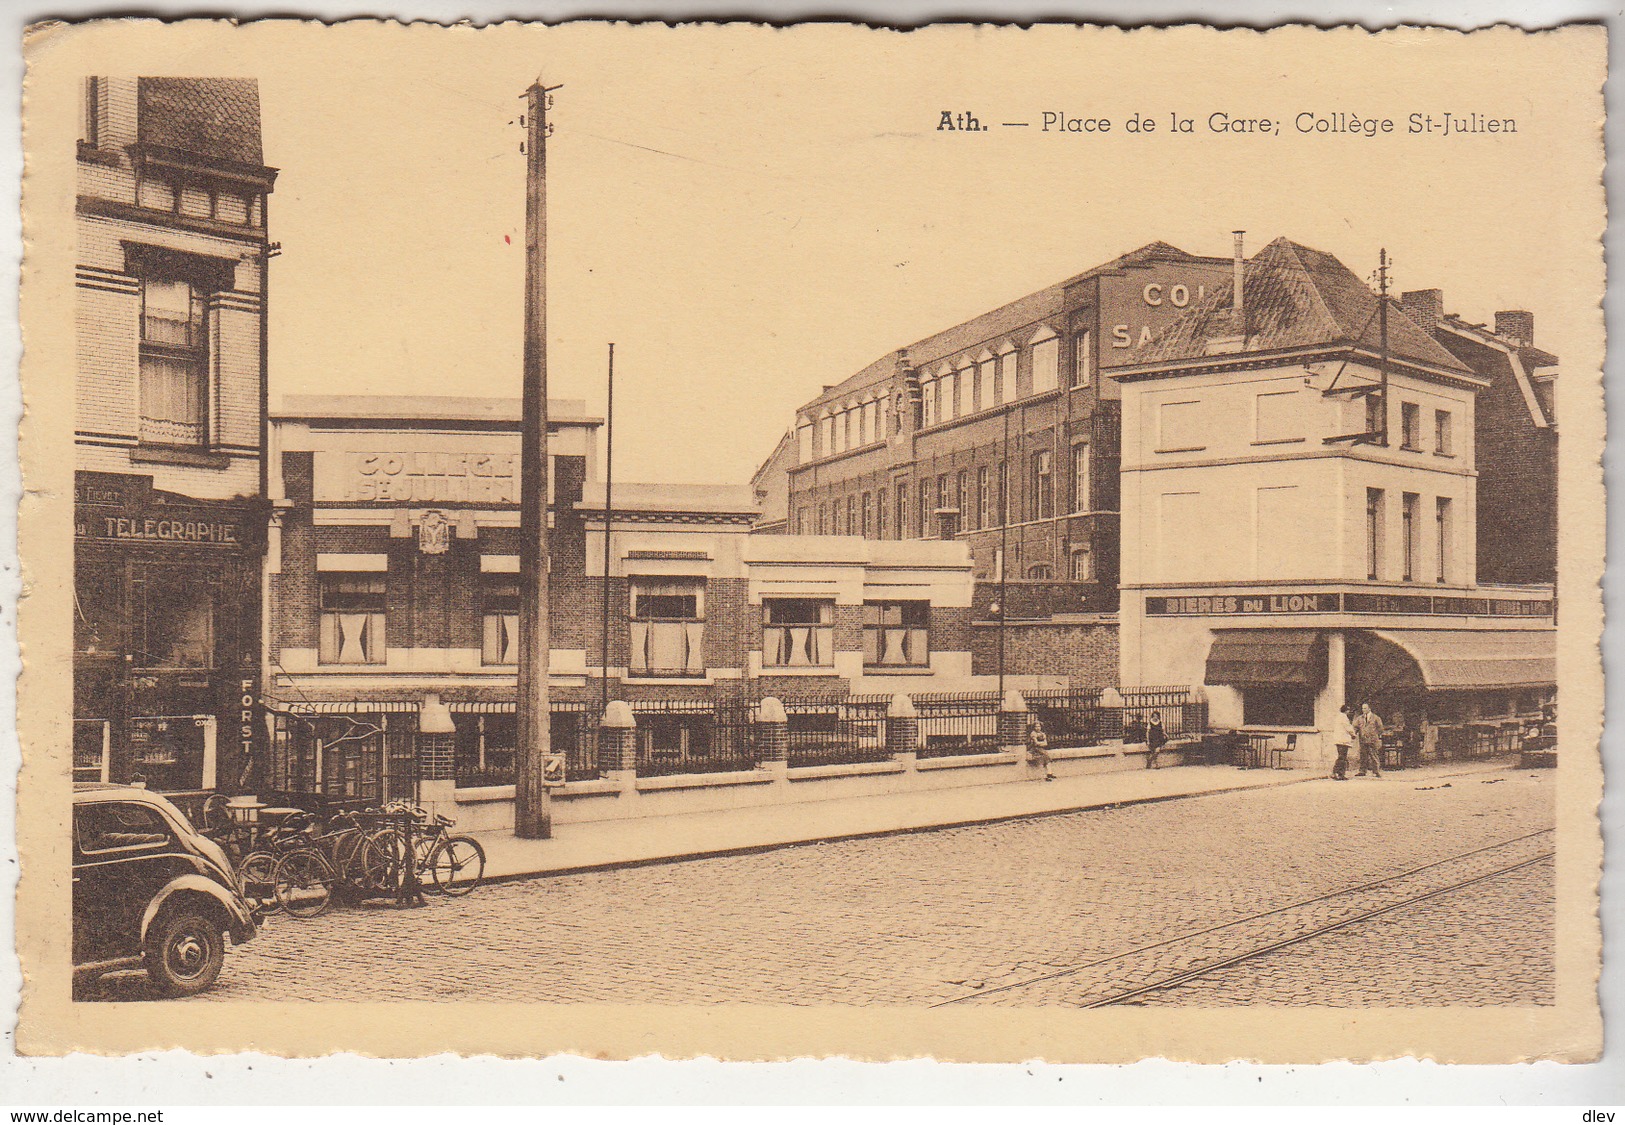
xmin=76 ymin=802 xmax=173 ymax=854
xmin=1072 ymin=443 xmax=1091 ymax=513
xmin=1073 ymin=331 xmax=1093 ymax=387
xmin=630 ymin=580 xmax=705 ymax=677
xmin=1434 ymin=409 xmax=1453 ymax=455
xmin=816 ymin=503 xmax=828 ymax=536
xmin=998 ymin=350 xmax=1018 ymax=404
xmin=1436 ymin=497 xmax=1453 ymax=583
xmin=1158 ymin=399 xmax=1205 ymax=451
xmin=955 ymin=470 xmax=968 ymax=528
xmin=1031 ymin=330 xmax=1060 ymax=394
xmin=919 ymin=484 xmax=931 ymax=539
xmin=762 ymin=599 xmax=834 ymax=667
xmin=1031 ymin=449 xmax=1054 ymax=520
xmin=937 ymin=473 xmax=949 ymax=514
xmin=1365 ymin=392 xmax=1385 ymax=440
xmin=863 ymin=601 xmax=930 ymax=667
xmin=860 ymin=491 xmax=873 ymax=537
xmin=844 ymin=409 xmax=856 ymax=451
xmin=977 ymin=465 xmax=991 ymax=530
xmin=1255 ymin=390 xmax=1300 ymax=443
xmin=875 ymin=492 xmax=886 ymax=539
xmin=1402 ymin=492 xmax=1419 ymax=580
xmin=1366 ymin=488 xmax=1385 ymax=580
xmin=978 ymin=358 xmax=996 ymax=412
xmin=131 ymin=565 xmax=216 ymax=670
xmin=1026 ymin=564 xmax=1054 ymax=579
xmin=846 ymin=495 xmax=856 ymax=536
xmin=139 ymin=278 xmax=208 ymax=447
xmin=822 ymin=415 xmax=835 ymax=456
xmin=922 ymin=380 xmax=937 ymax=427
xmin=319 ymin=576 xmax=387 ymax=664
xmin=1242 ymin=686 xmax=1316 ymax=727
xmin=795 ymin=507 xmax=809 ymax=535
xmin=480 ymin=579 xmax=520 ymax=665
xmin=942 ymin=369 xmax=958 ymax=420
xmin=1400 ymin=402 xmax=1422 ymax=450
xmin=797 ymin=425 xmax=813 ymax=462
xmin=896 ymin=482 xmax=909 ymax=538
xmin=83 ymin=77 xmax=101 ymax=146
xmin=1070 ymin=546 xmax=1094 ymax=581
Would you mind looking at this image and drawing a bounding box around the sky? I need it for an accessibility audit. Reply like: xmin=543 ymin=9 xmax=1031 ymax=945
xmin=244 ymin=24 xmax=1597 ymax=486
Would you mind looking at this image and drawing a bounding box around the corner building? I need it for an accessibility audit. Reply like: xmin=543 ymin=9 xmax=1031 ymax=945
xmin=1113 ymin=238 xmax=1556 ymax=767
xmin=73 ymin=78 xmax=277 ymax=793
xmin=776 ymin=242 xmax=1239 ymax=686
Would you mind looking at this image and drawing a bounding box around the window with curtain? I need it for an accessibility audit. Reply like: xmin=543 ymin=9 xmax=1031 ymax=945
xmin=319 ymin=576 xmax=386 ymax=665
xmin=480 ymin=579 xmax=521 ymax=665
xmin=762 ymin=598 xmax=834 ymax=667
xmin=630 ymin=579 xmax=706 ymax=677
xmin=862 ymin=602 xmax=930 ymax=667
xmin=139 ymin=278 xmax=208 ymax=447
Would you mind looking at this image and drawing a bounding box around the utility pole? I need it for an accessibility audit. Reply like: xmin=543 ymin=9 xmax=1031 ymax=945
xmin=996 ymin=403 xmax=1010 ymax=699
xmin=1376 ymin=248 xmax=1390 ymax=447
xmin=600 ymin=342 xmax=615 ymax=715
xmin=515 ymin=77 xmax=561 ymax=839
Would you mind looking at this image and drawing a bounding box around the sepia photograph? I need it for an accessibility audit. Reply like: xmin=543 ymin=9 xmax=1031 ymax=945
xmin=12 ymin=17 xmax=1607 ymax=1068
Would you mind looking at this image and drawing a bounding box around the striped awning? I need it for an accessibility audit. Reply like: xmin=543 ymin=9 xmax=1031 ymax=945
xmin=1371 ymin=629 xmax=1556 ymax=690
xmin=1205 ymin=630 xmax=1326 ymax=688
xmin=267 ymin=700 xmax=419 ymax=715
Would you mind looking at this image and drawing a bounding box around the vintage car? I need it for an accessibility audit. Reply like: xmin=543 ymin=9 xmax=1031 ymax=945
xmin=73 ymin=783 xmax=258 ymax=997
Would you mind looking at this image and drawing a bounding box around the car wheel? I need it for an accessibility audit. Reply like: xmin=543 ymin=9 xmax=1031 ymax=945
xmin=144 ymin=908 xmax=226 ymax=997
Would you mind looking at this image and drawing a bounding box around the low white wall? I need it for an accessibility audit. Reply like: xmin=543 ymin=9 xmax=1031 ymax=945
xmin=445 ymin=739 xmax=1196 ymax=833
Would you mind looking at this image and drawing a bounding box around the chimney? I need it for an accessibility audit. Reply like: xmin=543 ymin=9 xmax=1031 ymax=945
xmin=1231 ymin=230 xmax=1246 ymax=315
xmin=1401 ymin=289 xmax=1443 ymax=329
xmin=1495 ymin=310 xmax=1534 ymax=347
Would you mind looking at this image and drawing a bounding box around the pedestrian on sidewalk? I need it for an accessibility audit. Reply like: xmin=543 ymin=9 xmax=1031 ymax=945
xmin=1331 ymin=704 xmax=1354 ymax=780
xmin=1026 ymin=717 xmax=1055 ymax=781
xmin=1145 ymin=712 xmax=1168 ymax=769
xmin=1354 ymin=701 xmax=1384 ymax=778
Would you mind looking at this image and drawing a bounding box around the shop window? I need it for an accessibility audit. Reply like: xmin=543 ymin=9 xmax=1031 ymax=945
xmin=1255 ymin=390 xmax=1300 ymax=443
xmin=74 ymin=561 xmax=121 ymax=659
xmin=863 ymin=601 xmax=930 ymax=667
xmin=1434 ymin=409 xmax=1453 ymax=455
xmin=1366 ymin=488 xmax=1385 ymax=580
xmin=480 ymin=579 xmax=520 ymax=665
xmin=1242 ymin=685 xmax=1316 ymax=727
xmin=630 ymin=579 xmax=705 ymax=678
xmin=1072 ymin=443 xmax=1091 ymax=513
xmin=1073 ymin=331 xmax=1093 ymax=388
xmin=319 ymin=576 xmax=386 ymax=665
xmin=1435 ymin=497 xmax=1453 ymax=583
xmin=131 ymin=566 xmax=215 ymax=670
xmin=1400 ymin=402 xmax=1422 ymax=450
xmin=762 ymin=598 xmax=834 ymax=668
xmin=139 ymin=278 xmax=208 ymax=447
xmin=1031 ymin=330 xmax=1060 ymax=394
xmin=1031 ymin=449 xmax=1054 ymax=520
xmin=1402 ymin=492 xmax=1420 ymax=581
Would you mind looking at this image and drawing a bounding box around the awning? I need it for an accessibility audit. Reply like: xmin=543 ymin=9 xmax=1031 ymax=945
xmin=267 ymin=700 xmax=418 ymax=715
xmin=1205 ymin=630 xmax=1326 ymax=688
xmin=1371 ymin=629 xmax=1556 ymax=690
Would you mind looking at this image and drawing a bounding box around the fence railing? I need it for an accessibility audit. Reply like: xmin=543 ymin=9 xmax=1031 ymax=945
xmin=913 ymin=692 xmax=1004 ymax=758
xmin=783 ymin=698 xmax=891 ymax=767
xmin=633 ymin=699 xmax=761 ymax=777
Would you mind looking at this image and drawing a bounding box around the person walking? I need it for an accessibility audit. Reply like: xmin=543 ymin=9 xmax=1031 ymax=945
xmin=1331 ymin=704 xmax=1354 ymax=780
xmin=1145 ymin=712 xmax=1168 ymax=769
xmin=1353 ymin=701 xmax=1384 ymax=778
xmin=1026 ymin=717 xmax=1055 ymax=781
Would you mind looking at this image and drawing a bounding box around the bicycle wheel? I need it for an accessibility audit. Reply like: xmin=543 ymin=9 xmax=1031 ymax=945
xmin=274 ymin=848 xmax=336 ymax=918
xmin=427 ymin=835 xmax=485 ymax=896
xmin=237 ymin=851 xmax=282 ymax=915
xmin=414 ymin=834 xmax=445 ymax=895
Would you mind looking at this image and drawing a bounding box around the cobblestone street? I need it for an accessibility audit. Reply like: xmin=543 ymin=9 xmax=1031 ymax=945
xmin=88 ymin=763 xmax=1557 ymax=1007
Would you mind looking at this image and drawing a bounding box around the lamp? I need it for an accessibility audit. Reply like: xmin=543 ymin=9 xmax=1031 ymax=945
xmin=419 ymin=692 xmax=456 ymax=735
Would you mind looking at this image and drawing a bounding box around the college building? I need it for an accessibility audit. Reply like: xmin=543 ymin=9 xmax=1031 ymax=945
xmin=263 ymin=396 xmax=983 ymax=803
xmin=1111 ymin=237 xmax=1556 ymax=767
xmin=73 ymin=78 xmax=277 ymax=793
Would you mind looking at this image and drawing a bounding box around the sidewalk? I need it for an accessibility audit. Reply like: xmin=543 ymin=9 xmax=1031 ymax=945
xmin=467 ymin=756 xmax=1521 ymax=883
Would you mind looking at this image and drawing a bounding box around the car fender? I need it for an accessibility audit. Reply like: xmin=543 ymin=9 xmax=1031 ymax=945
xmin=140 ymin=874 xmax=257 ymax=946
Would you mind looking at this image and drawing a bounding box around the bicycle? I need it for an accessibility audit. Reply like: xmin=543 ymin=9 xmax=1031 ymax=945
xmin=382 ymin=800 xmax=486 ymax=896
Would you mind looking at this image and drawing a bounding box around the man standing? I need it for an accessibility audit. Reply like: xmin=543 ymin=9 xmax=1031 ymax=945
xmin=1354 ymin=701 xmax=1384 ymax=778
xmin=1331 ymin=704 xmax=1355 ymax=781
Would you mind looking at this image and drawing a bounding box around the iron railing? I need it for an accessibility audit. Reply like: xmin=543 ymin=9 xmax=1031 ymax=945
xmin=633 ymin=699 xmax=760 ymax=776
xmin=783 ymin=697 xmax=891 ymax=767
xmin=913 ymin=691 xmax=1004 ymax=758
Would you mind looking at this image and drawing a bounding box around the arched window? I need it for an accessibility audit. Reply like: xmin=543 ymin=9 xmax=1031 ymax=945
xmin=1026 ymin=564 xmax=1054 ymax=580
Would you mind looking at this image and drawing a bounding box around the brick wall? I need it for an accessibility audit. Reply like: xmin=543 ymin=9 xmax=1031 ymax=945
xmin=969 ymin=618 xmax=1119 ymax=685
